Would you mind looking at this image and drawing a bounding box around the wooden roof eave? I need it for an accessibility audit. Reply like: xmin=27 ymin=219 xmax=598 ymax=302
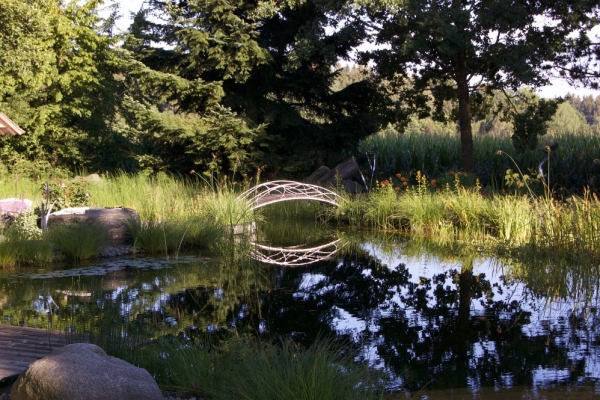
xmin=0 ymin=112 xmax=25 ymax=136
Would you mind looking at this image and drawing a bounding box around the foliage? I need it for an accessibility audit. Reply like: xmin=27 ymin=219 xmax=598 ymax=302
xmin=567 ymin=94 xmax=600 ymax=128
xmin=0 ymin=0 xmax=58 ymax=101
xmin=359 ymin=126 xmax=600 ymax=195
xmin=136 ymin=336 xmax=383 ymax=400
xmin=40 ymin=179 xmax=90 ymax=212
xmin=0 ymin=0 xmax=125 ymax=172
xmin=6 ymin=210 xmax=43 ymax=241
xmin=126 ymin=0 xmax=392 ymax=178
xmin=503 ymin=169 xmax=541 ymax=197
xmin=510 ymin=95 xmax=561 ymax=152
xmin=362 ymin=0 xmax=600 ymax=171
xmin=548 ymin=101 xmax=593 ymax=136
xmin=47 ymin=223 xmax=107 ymax=262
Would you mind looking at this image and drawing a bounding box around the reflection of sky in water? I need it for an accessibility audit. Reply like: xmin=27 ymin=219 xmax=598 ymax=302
xmin=284 ymin=240 xmax=600 ymax=389
xmin=3 ymin=239 xmax=600 ymax=394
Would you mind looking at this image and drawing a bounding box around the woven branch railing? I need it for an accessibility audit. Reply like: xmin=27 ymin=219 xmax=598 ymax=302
xmin=237 ymin=180 xmax=342 ymax=210
xmin=250 ymin=239 xmax=341 ymax=266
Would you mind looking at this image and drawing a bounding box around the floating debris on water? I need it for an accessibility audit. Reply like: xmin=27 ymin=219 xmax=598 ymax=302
xmin=17 ymin=256 xmax=208 ymax=279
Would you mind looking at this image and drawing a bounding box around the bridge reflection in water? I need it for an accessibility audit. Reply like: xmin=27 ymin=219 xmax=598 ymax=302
xmin=249 ymin=239 xmax=341 ymax=266
xmin=237 ymin=181 xmax=343 ymax=266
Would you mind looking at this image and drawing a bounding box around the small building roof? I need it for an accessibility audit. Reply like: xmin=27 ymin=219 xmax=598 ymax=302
xmin=0 ymin=112 xmax=25 ymax=135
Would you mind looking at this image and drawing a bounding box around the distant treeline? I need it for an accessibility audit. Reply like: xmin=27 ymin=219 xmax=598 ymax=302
xmin=1 ymin=0 xmax=598 ymax=181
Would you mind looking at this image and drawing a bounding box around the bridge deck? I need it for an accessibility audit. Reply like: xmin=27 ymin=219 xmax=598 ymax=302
xmin=253 ymin=194 xmax=322 ymax=206
xmin=0 ymin=325 xmax=79 ymax=384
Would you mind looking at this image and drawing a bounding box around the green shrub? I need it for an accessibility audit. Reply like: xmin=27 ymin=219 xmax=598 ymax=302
xmin=6 ymin=210 xmax=42 ymax=240
xmin=47 ymin=223 xmax=107 ymax=261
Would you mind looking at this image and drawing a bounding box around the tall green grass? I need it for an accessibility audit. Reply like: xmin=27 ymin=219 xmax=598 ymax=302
xmin=331 ymin=172 xmax=600 ymax=261
xmin=86 ymin=171 xmax=254 ymax=226
xmin=0 ymin=172 xmax=254 ymax=267
xmin=111 ymin=335 xmax=383 ymax=400
xmin=46 ymin=223 xmax=107 ymax=262
xmin=127 ymin=217 xmax=224 ymax=256
xmin=0 ymin=163 xmax=597 ymax=267
xmin=359 ymin=128 xmax=600 ymax=193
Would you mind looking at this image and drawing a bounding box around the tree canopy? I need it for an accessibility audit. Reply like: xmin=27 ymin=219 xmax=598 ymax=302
xmin=0 ymin=0 xmax=598 ymax=179
xmin=362 ymin=0 xmax=600 ymax=171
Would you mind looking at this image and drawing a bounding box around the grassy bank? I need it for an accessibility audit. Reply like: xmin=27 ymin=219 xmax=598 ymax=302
xmin=0 ymin=172 xmax=255 ymax=267
xmin=0 ymin=162 xmax=598 ymax=268
xmin=327 ymin=170 xmax=600 ymax=266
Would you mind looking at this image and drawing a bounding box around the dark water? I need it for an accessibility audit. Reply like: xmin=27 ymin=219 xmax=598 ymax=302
xmin=1 ymin=221 xmax=600 ymax=398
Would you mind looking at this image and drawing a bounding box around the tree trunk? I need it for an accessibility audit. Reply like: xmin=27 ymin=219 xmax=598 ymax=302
xmin=455 ymin=55 xmax=475 ymax=173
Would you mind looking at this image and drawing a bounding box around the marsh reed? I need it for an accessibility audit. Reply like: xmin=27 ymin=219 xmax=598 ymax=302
xmin=359 ymin=128 xmax=600 ymax=192
xmin=0 ymin=172 xmax=253 ymax=267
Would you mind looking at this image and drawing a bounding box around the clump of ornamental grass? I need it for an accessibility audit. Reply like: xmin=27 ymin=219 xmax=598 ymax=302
xmin=46 ymin=223 xmax=107 ymax=262
xmin=332 ymin=192 xmax=369 ymax=226
xmin=13 ymin=239 xmax=53 ymax=265
xmin=136 ymin=336 xmax=383 ymax=400
xmin=197 ymin=183 xmax=254 ymax=227
xmin=0 ymin=240 xmax=18 ymax=268
xmin=127 ymin=217 xmax=224 ymax=255
xmin=363 ymin=180 xmax=403 ymax=230
xmin=396 ymin=190 xmax=446 ymax=235
xmin=529 ymin=193 xmax=600 ymax=255
xmin=126 ymin=219 xmax=189 ymax=256
xmin=87 ymin=171 xmax=203 ymax=221
xmin=182 ymin=216 xmax=225 ymax=249
xmin=442 ymin=186 xmax=496 ymax=240
xmin=492 ymin=195 xmax=535 ymax=243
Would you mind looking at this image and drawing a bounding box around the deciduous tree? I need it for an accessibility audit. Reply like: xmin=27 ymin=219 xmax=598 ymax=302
xmin=363 ymin=0 xmax=600 ymax=171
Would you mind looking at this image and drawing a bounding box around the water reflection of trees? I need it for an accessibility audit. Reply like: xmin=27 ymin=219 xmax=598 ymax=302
xmin=260 ymin=237 xmax=596 ymax=391
xmin=0 ymin=251 xmax=274 ymax=340
xmin=2 ymin=227 xmax=600 ymax=393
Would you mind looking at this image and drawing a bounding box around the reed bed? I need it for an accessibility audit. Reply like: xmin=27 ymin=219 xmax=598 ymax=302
xmin=0 ymin=172 xmax=253 ymax=268
xmin=330 ymin=171 xmax=600 ymax=263
xmin=0 ymin=158 xmax=597 ymax=268
xmin=359 ymin=129 xmax=600 ymax=193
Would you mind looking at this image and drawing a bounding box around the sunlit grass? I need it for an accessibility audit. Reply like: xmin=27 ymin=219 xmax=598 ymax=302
xmin=126 ymin=217 xmax=224 ymax=256
xmin=330 ymin=171 xmax=600 ymax=266
xmin=0 ymin=165 xmax=598 ymax=266
xmin=47 ymin=223 xmax=107 ymax=262
xmin=359 ymin=129 xmax=600 ymax=193
xmin=109 ymin=335 xmax=384 ymax=400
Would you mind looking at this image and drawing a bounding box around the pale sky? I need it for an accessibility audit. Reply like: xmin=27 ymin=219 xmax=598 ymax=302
xmin=112 ymin=0 xmax=600 ymax=99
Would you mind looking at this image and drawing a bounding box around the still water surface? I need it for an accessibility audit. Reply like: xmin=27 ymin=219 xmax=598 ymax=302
xmin=1 ymin=221 xmax=599 ymax=398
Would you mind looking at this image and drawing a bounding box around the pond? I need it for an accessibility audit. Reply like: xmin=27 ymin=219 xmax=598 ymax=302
xmin=1 ymin=219 xmax=600 ymax=398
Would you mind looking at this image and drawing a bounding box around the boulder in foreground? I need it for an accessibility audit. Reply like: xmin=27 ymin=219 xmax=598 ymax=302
xmin=11 ymin=343 xmax=163 ymax=400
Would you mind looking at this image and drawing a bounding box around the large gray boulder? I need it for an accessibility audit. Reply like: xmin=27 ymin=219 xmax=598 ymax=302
xmin=305 ymin=157 xmax=366 ymax=193
xmin=43 ymin=207 xmax=140 ymax=245
xmin=11 ymin=343 xmax=164 ymax=400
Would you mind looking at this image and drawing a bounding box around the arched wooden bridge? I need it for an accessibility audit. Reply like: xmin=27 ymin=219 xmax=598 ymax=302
xmin=236 ymin=180 xmax=342 ymax=210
